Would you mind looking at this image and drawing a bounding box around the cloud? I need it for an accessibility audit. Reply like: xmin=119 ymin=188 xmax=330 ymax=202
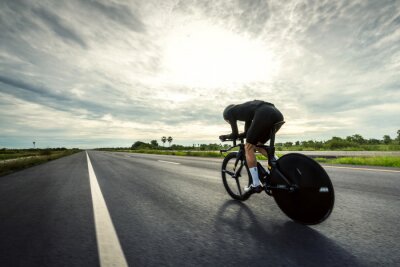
xmin=79 ymin=0 xmax=146 ymax=32
xmin=0 ymin=0 xmax=399 ymax=147
xmin=196 ymin=0 xmax=271 ymax=35
xmin=32 ymin=7 xmax=87 ymax=48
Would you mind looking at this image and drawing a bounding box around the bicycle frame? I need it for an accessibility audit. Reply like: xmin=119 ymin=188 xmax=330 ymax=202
xmin=220 ymin=121 xmax=297 ymax=194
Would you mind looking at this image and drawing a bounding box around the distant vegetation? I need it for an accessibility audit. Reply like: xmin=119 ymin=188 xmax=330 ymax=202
xmin=0 ymin=148 xmax=81 ymax=176
xmin=275 ymin=133 xmax=400 ymax=151
xmin=96 ymin=132 xmax=400 ymax=168
xmin=98 ymin=131 xmax=400 ymax=152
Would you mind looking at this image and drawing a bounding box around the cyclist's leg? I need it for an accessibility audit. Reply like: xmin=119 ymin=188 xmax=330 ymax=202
xmin=245 ymin=143 xmax=257 ymax=168
xmin=244 ymin=143 xmax=261 ymax=189
xmin=254 ymin=105 xmax=284 ymax=159
xmin=246 ymin=105 xmax=283 ymax=191
xmin=256 ymin=143 xmax=268 ymax=157
xmin=247 ymin=107 xmax=271 ymax=155
xmin=245 ymin=116 xmax=266 ymax=190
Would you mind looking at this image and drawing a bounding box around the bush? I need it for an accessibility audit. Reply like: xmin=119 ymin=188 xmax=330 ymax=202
xmin=324 ymin=137 xmax=352 ymax=150
xmin=39 ymin=149 xmax=51 ymax=156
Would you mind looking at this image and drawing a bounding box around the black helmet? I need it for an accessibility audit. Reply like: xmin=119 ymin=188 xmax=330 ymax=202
xmin=223 ymin=104 xmax=235 ymax=120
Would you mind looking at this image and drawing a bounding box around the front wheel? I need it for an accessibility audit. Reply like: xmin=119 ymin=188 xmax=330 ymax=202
xmin=221 ymin=152 xmax=251 ymax=201
xmin=270 ymin=153 xmax=335 ymax=225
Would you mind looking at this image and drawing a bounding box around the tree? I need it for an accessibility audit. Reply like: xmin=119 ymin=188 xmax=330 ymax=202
xmin=325 ymin=136 xmax=351 ymax=149
xmin=367 ymin=138 xmax=380 ymax=145
xmin=397 ymin=130 xmax=400 ymax=144
xmin=131 ymin=141 xmax=152 ymax=150
xmin=346 ymin=134 xmax=365 ymax=145
xmin=383 ymin=135 xmax=391 ymax=145
xmin=284 ymin=142 xmax=293 ymax=147
xmin=150 ymin=140 xmax=159 ymax=147
xmin=161 ymin=136 xmax=167 ymax=147
xmin=167 ymin=136 xmax=173 ymax=147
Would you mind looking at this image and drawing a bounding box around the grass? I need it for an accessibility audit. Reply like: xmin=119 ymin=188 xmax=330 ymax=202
xmin=120 ymin=149 xmax=226 ymax=158
xmin=0 ymin=149 xmax=81 ymax=177
xmin=118 ymin=149 xmax=400 ymax=168
xmin=119 ymin=149 xmax=273 ymax=160
xmin=314 ymin=156 xmax=400 ymax=168
xmin=0 ymin=152 xmax=39 ymax=160
xmin=276 ymin=144 xmax=400 ymax=151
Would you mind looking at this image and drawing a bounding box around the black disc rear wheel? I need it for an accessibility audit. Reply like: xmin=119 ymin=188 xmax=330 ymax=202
xmin=221 ymin=152 xmax=251 ymax=201
xmin=270 ymin=153 xmax=334 ymax=225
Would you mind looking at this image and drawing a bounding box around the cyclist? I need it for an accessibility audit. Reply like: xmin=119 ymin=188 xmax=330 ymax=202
xmin=219 ymin=100 xmax=284 ymax=193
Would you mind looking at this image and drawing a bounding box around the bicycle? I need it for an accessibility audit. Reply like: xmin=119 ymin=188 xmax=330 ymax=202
xmin=220 ymin=121 xmax=335 ymax=225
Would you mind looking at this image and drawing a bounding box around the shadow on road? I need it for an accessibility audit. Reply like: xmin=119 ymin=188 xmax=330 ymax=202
xmin=214 ymin=200 xmax=362 ymax=266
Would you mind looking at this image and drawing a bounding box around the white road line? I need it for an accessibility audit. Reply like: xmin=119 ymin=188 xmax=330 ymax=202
xmin=324 ymin=165 xmax=400 ymax=173
xmin=86 ymin=152 xmax=128 ymax=267
xmin=158 ymin=160 xmax=181 ymax=165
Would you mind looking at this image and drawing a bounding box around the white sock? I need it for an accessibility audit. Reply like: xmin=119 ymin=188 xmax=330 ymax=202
xmin=249 ymin=167 xmax=261 ymax=186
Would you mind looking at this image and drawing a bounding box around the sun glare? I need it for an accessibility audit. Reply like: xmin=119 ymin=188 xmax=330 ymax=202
xmin=163 ymin=22 xmax=279 ymax=88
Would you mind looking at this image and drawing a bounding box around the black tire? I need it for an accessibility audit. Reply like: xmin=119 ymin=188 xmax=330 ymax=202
xmin=221 ymin=152 xmax=251 ymax=201
xmin=270 ymin=153 xmax=335 ymax=225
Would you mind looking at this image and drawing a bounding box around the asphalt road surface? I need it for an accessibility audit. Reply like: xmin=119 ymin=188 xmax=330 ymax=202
xmin=0 ymin=151 xmax=399 ymax=266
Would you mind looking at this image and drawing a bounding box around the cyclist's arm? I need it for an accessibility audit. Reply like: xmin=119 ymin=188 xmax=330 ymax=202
xmin=244 ymin=120 xmax=252 ymax=135
xmin=228 ymin=119 xmax=239 ymax=139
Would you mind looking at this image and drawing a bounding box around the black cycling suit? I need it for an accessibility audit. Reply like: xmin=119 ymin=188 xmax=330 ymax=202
xmin=223 ymin=100 xmax=284 ymax=145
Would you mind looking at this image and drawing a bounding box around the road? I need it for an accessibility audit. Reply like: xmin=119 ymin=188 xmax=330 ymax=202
xmin=0 ymin=151 xmax=399 ymax=266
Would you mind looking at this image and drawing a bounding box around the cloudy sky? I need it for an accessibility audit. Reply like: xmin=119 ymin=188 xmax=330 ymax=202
xmin=0 ymin=0 xmax=399 ymax=148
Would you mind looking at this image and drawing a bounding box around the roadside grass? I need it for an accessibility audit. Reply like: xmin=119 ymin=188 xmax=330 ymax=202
xmin=121 ymin=149 xmax=226 ymax=158
xmin=0 ymin=151 xmax=39 ymax=160
xmin=120 ymin=149 xmax=272 ymax=159
xmin=276 ymin=144 xmax=400 ymax=151
xmin=117 ymin=149 xmax=400 ymax=168
xmin=314 ymin=156 xmax=400 ymax=168
xmin=0 ymin=149 xmax=81 ymax=177
xmin=114 ymin=149 xmax=400 ymax=168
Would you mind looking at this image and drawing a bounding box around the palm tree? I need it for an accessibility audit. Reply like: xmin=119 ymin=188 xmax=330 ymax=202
xmin=167 ymin=136 xmax=173 ymax=147
xmin=161 ymin=136 xmax=167 ymax=147
xmin=33 ymin=141 xmax=36 ymax=149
